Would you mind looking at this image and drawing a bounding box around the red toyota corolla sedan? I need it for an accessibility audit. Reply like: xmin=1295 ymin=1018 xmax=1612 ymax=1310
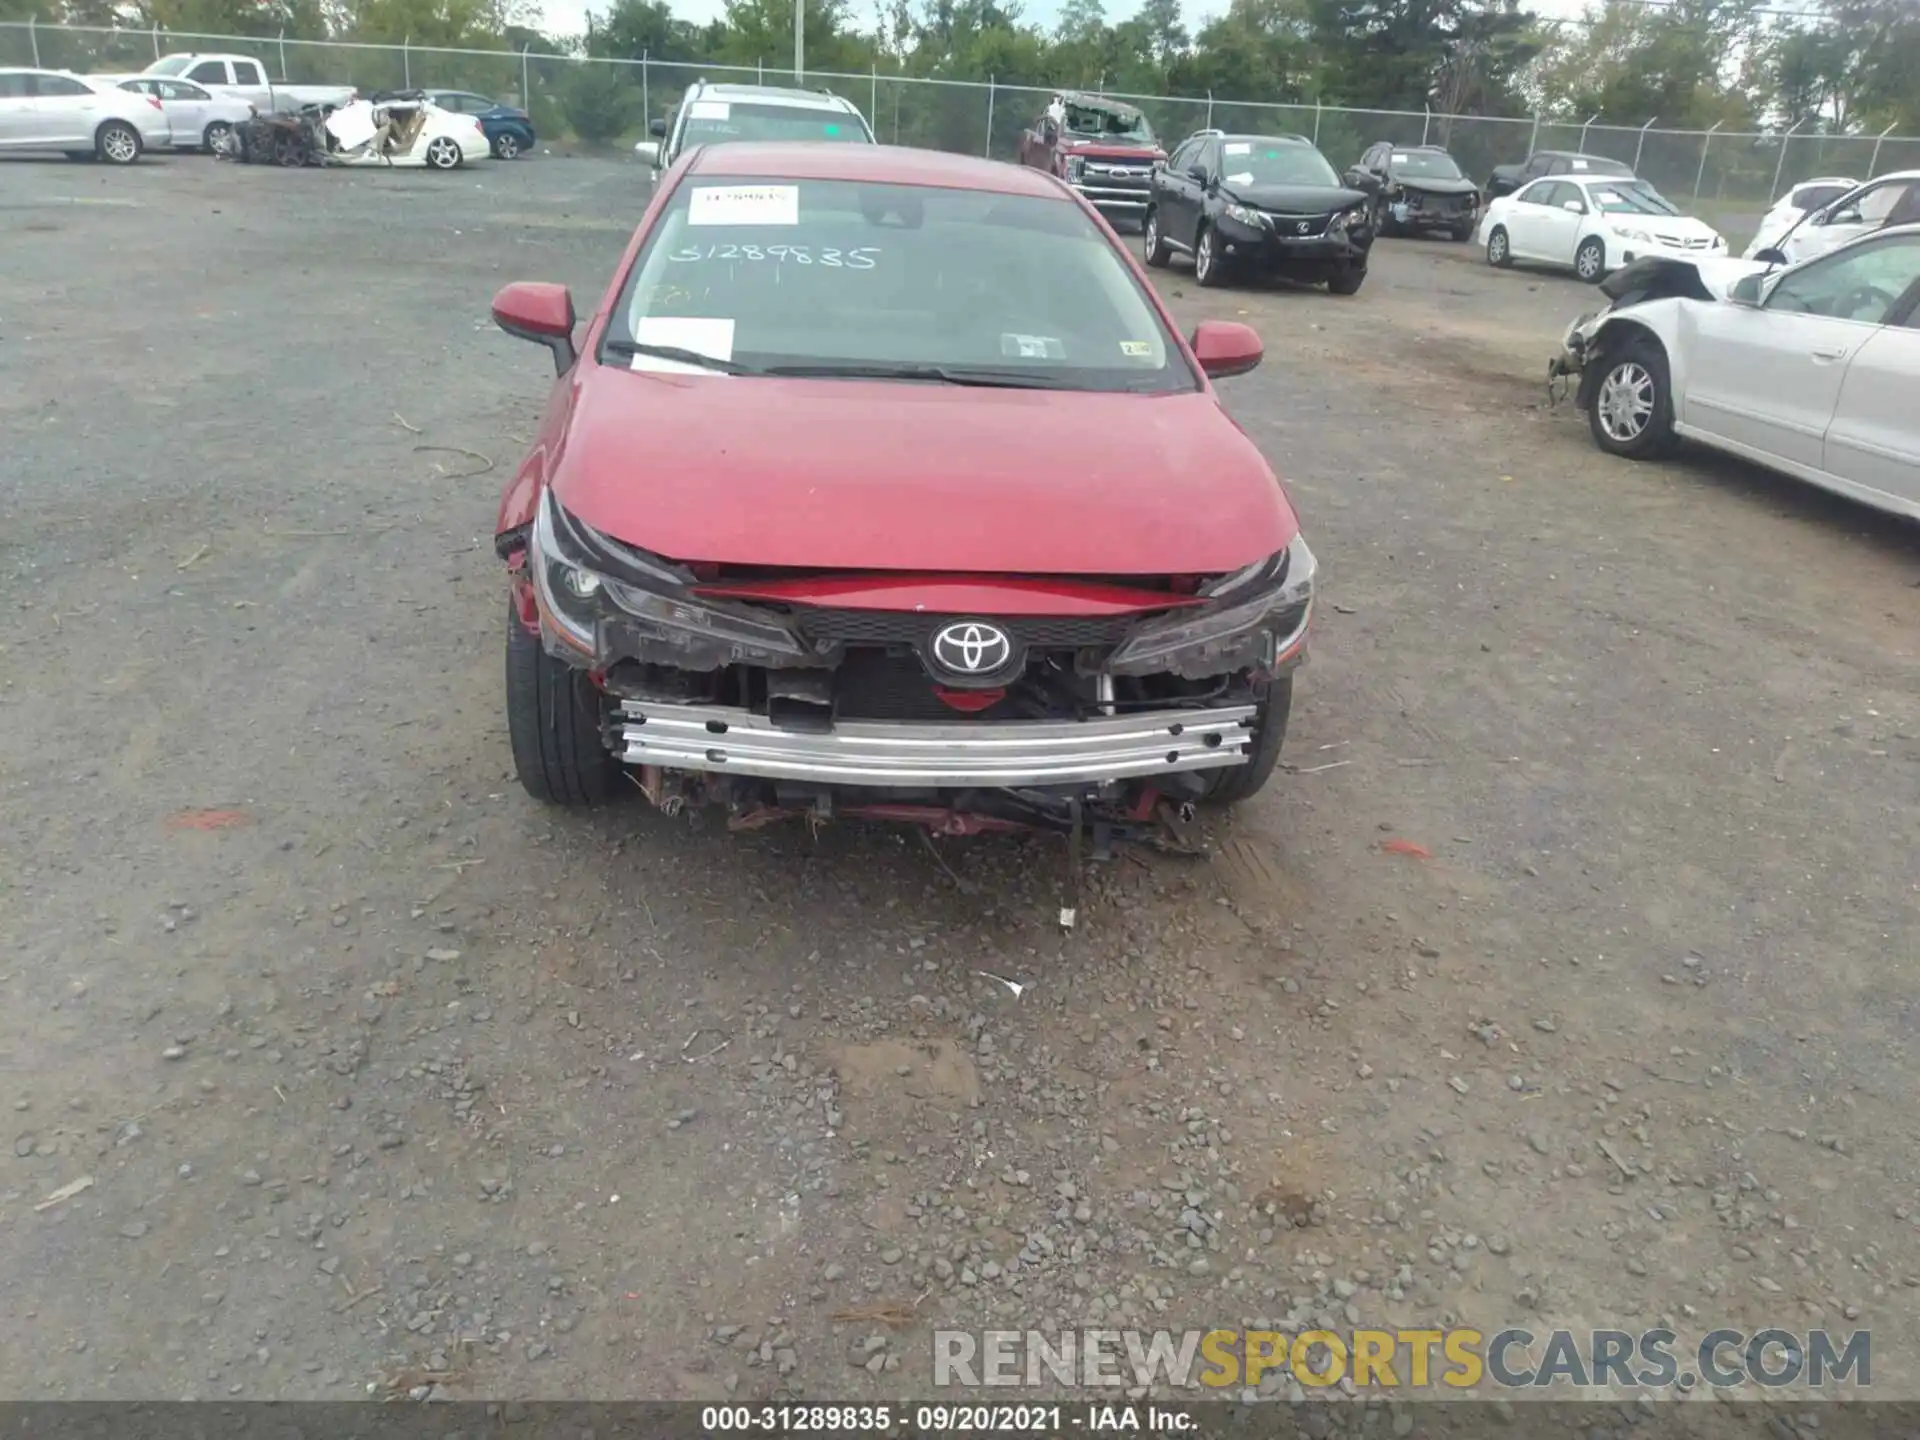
xmin=490 ymin=141 xmax=1315 ymax=844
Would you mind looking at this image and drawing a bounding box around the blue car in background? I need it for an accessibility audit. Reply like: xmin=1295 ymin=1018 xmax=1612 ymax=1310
xmin=424 ymin=89 xmax=535 ymax=159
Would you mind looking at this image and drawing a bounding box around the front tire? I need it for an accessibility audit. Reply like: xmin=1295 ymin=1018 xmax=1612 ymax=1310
xmin=492 ymin=131 xmax=522 ymax=160
xmin=424 ymin=136 xmax=462 ymax=170
xmin=1486 ymin=224 xmax=1512 ymax=268
xmin=96 ymin=121 xmax=141 ymax=165
xmin=1450 ymin=223 xmax=1475 ymax=242
xmin=1575 ymin=236 xmax=1606 ymax=283
xmin=1202 ymin=678 xmax=1293 ymax=806
xmin=505 ymin=600 xmax=621 ymax=806
xmin=1194 ymin=222 xmax=1228 ymax=287
xmin=203 ymin=120 xmax=232 ymax=153
xmin=1327 ymin=266 xmax=1366 ymax=296
xmin=1588 ymin=336 xmax=1678 ymax=460
xmin=1142 ymin=208 xmax=1170 ymax=268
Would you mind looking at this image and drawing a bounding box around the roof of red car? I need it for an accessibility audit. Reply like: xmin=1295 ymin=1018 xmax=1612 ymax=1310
xmin=686 ymin=142 xmax=1071 ymax=198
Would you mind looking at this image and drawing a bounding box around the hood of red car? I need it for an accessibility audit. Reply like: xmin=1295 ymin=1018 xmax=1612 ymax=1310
xmin=548 ymin=369 xmax=1297 ymax=575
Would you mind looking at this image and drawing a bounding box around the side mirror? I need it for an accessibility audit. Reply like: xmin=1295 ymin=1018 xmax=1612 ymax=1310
xmin=1561 ymin=199 xmax=1584 ymax=214
xmin=1828 ymin=208 xmax=1861 ymax=226
xmin=1754 ymin=246 xmax=1787 ymax=266
xmin=649 ymin=116 xmax=666 ymax=138
xmin=1187 ymin=163 xmax=1208 ymax=184
xmin=1190 ymin=319 xmax=1262 ymax=380
xmin=492 ymin=281 xmax=576 ymax=376
xmin=1729 ymin=273 xmax=1766 ymax=307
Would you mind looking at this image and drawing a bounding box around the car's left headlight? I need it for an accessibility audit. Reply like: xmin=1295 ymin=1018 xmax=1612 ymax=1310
xmin=1107 ymin=533 xmax=1316 ymax=679
xmin=1329 ymin=205 xmax=1370 ymax=232
xmin=1223 ymin=201 xmax=1269 ymax=229
xmin=1065 ymin=154 xmax=1086 ymax=182
xmin=529 ymin=488 xmax=810 ymax=665
xmin=1710 ymin=233 xmax=1726 ymax=249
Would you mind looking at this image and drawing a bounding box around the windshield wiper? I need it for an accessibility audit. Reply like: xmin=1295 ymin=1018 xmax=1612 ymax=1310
xmin=604 ymin=340 xmax=756 ymax=375
xmin=761 ymin=362 xmax=1077 ymax=389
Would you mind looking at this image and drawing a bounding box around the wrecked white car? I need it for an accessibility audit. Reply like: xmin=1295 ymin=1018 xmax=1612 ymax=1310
xmin=1546 ymin=225 xmax=1920 ymax=521
xmin=325 ymin=92 xmax=490 ymax=169
xmin=221 ymin=90 xmax=489 ymax=169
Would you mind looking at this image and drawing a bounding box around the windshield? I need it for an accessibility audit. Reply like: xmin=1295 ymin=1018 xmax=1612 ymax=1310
xmin=1063 ymin=102 xmax=1154 ymax=145
xmin=605 ymin=177 xmax=1191 ymax=393
xmin=1388 ymin=149 xmax=1462 ymax=179
xmin=1793 ymin=183 xmax=1852 ymax=212
xmin=1220 ymin=139 xmax=1340 ymax=188
xmin=1590 ymin=181 xmax=1680 ymax=216
xmin=679 ymin=100 xmax=869 ymax=149
xmin=147 ymin=56 xmax=193 ymax=76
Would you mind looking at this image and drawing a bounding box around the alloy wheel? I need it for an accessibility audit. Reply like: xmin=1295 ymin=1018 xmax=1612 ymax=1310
xmin=1196 ymin=227 xmax=1214 ymax=282
xmin=427 ymin=137 xmax=459 ymax=169
xmin=100 ymin=125 xmax=138 ymax=164
xmin=1597 ymin=361 xmax=1655 ymax=442
xmin=495 ymin=132 xmax=520 ymax=160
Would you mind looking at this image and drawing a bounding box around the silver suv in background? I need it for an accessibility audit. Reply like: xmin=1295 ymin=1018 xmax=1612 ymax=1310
xmin=641 ymin=81 xmax=875 ymax=171
xmin=0 ymin=68 xmax=173 ymax=163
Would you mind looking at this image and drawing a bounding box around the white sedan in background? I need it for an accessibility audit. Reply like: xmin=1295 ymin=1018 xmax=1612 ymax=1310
xmin=117 ymin=75 xmax=252 ymax=152
xmin=1743 ymin=175 xmax=1858 ymax=258
xmin=1480 ymin=173 xmax=1726 ymax=282
xmin=1558 ymin=224 xmax=1920 ymax=520
xmin=1760 ymin=170 xmax=1920 ymax=266
xmin=0 ymin=67 xmax=171 ymax=162
xmin=322 ymin=94 xmax=489 ymax=169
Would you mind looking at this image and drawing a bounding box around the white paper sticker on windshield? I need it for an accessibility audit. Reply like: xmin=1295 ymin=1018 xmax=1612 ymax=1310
xmin=1571 ymin=158 xmax=1590 ymax=169
xmin=1392 ymin=152 xmax=1410 ymax=163
xmin=687 ymin=100 xmax=730 ymax=120
xmin=688 ymin=185 xmax=799 ymax=227
xmin=630 ymin=316 xmax=735 ymax=374
xmin=1000 ymin=333 xmax=1066 ymax=360
xmin=1226 ymin=171 xmax=1254 ymax=185
xmin=1224 ymin=142 xmax=1251 ymax=156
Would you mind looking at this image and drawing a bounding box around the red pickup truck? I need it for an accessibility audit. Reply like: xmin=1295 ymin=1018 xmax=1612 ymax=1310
xmin=1017 ymin=91 xmax=1167 ymax=228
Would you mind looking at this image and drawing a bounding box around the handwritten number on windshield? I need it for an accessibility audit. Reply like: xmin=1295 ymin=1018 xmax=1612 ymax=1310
xmin=668 ymin=244 xmax=879 ymax=269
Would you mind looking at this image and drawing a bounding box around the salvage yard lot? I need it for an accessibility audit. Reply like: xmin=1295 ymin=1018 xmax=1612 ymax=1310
xmin=4 ymin=152 xmax=1920 ymax=1403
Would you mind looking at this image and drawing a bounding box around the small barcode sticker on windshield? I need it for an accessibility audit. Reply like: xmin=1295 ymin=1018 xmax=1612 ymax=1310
xmin=688 ymin=185 xmax=800 ymax=226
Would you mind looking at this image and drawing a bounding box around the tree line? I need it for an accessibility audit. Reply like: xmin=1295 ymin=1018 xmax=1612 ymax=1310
xmin=9 ymin=0 xmax=1916 ymax=145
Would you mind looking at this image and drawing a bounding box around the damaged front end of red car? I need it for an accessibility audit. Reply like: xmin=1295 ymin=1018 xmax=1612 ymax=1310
xmin=499 ymin=484 xmax=1314 ymax=854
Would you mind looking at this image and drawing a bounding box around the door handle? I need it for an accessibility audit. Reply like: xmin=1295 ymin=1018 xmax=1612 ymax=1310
xmin=1810 ymin=347 xmax=1849 ymax=362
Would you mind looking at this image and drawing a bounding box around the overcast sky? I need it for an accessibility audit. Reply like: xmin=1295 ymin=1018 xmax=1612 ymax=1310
xmin=534 ymin=0 xmax=1595 ymax=45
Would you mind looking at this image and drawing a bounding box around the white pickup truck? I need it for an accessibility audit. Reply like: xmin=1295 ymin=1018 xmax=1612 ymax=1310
xmin=141 ymin=54 xmax=355 ymax=113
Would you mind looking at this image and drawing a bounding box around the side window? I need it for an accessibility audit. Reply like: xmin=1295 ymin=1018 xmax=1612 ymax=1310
xmin=0 ymin=72 xmax=32 ymax=98
xmin=178 ymin=81 xmax=211 ymax=100
xmin=1166 ymin=137 xmax=1196 ymax=172
xmin=1524 ymin=154 xmax=1550 ymax=179
xmin=1196 ymin=138 xmax=1221 ymax=178
xmin=232 ymin=60 xmax=265 ymax=86
xmin=1766 ymin=235 xmax=1920 ymax=325
xmin=1514 ymin=180 xmax=1549 ymax=206
xmin=32 ymin=74 xmax=91 ymax=97
xmin=187 ymin=60 xmax=227 ymax=84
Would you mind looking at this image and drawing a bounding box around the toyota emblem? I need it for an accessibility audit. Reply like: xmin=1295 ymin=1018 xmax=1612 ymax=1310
xmin=930 ymin=621 xmax=1013 ymax=677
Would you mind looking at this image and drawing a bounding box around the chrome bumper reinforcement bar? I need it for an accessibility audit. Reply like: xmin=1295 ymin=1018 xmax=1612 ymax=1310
xmin=614 ymin=702 xmax=1259 ymax=787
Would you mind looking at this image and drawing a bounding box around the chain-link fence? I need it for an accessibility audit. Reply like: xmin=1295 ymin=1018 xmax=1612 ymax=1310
xmin=8 ymin=18 xmax=1917 ymax=226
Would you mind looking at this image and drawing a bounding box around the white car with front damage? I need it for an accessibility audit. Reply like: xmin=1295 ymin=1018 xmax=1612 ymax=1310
xmin=322 ymin=92 xmax=489 ymax=169
xmin=1480 ymin=173 xmax=1725 ymax=283
xmin=1547 ymin=225 xmax=1920 ymax=521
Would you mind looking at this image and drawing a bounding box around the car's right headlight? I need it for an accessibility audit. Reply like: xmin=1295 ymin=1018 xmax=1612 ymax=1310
xmin=1107 ymin=534 xmax=1316 ymax=679
xmin=1614 ymin=225 xmax=1652 ymax=244
xmin=529 ymin=488 xmax=809 ymax=665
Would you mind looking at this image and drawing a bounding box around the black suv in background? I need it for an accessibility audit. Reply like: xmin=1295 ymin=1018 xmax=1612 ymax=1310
xmin=1344 ymin=142 xmax=1481 ymax=240
xmin=1143 ymin=131 xmax=1374 ymax=293
xmin=1484 ymin=149 xmax=1633 ymax=201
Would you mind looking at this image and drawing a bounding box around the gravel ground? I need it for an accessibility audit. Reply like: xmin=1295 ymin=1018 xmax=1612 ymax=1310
xmin=2 ymin=151 xmax=1918 ymax=1409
